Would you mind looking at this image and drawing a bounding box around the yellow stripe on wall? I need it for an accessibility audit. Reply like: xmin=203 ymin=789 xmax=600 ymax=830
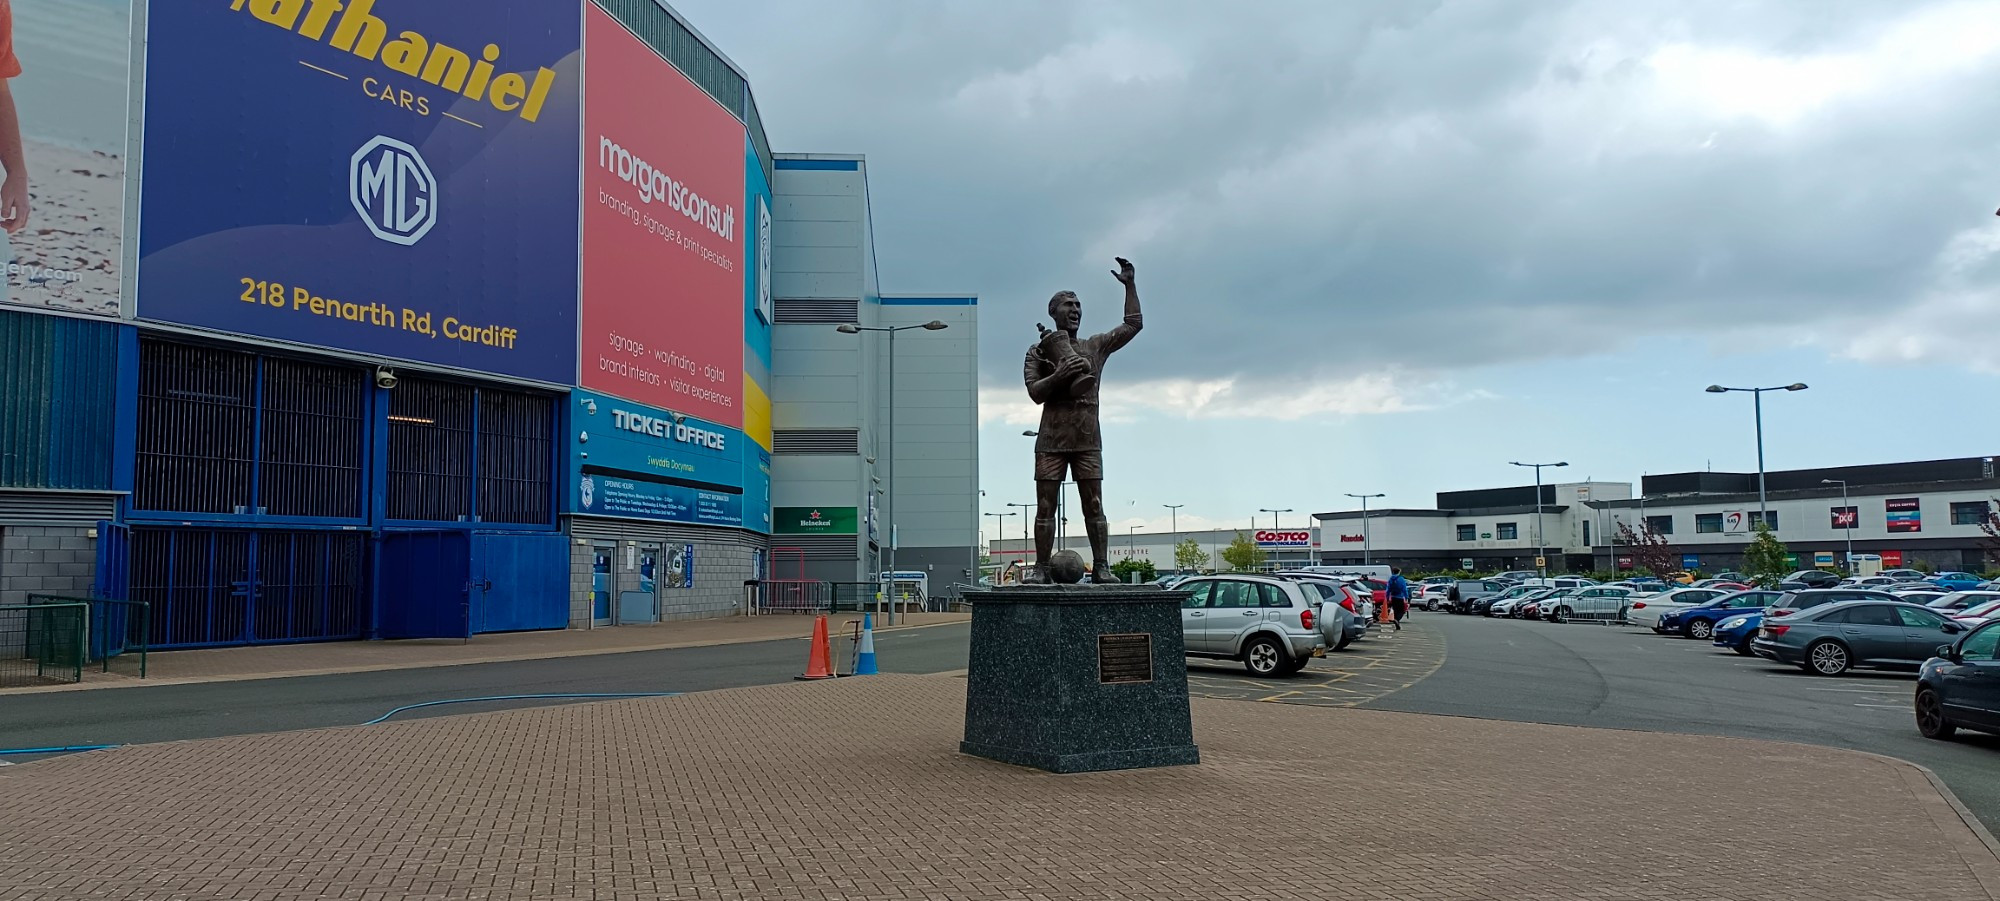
xmin=743 ymin=374 xmax=773 ymax=452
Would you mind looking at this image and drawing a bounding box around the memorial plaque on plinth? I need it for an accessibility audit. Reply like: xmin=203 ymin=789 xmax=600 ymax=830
xmin=959 ymin=584 xmax=1199 ymax=774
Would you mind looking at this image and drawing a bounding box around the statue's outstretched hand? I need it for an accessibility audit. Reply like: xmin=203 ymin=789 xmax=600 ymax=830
xmin=1111 ymin=257 xmax=1135 ymax=285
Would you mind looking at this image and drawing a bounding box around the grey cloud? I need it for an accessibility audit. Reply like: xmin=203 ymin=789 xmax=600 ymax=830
xmin=676 ymin=0 xmax=2000 ymax=399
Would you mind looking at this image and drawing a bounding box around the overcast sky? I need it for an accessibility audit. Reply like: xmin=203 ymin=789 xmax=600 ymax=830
xmin=678 ymin=0 xmax=2000 ymax=541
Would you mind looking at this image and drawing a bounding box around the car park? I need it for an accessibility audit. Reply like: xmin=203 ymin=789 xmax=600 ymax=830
xmin=1838 ymin=575 xmax=1901 ymax=590
xmin=1949 ymin=599 xmax=2000 ymax=626
xmin=1627 ymin=587 xmax=1729 ymax=631
xmin=1881 ymin=568 xmax=1930 ymax=582
xmin=1656 ymin=590 xmax=1784 ymax=640
xmin=1485 ymin=585 xmax=1546 ymax=617
xmin=1494 ymin=571 xmax=1539 ymax=582
xmin=1415 ymin=583 xmax=1452 ymax=611
xmin=1692 ymin=579 xmax=1749 ymax=590
xmin=1176 ymin=575 xmax=1326 ymax=677
xmin=1915 ymin=621 xmax=2000 ymax=740
xmin=1751 ymin=600 xmax=1967 ymax=676
xmin=1276 ymin=574 xmax=1369 ymax=651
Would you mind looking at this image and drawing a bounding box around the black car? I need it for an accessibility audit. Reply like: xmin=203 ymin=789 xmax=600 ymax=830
xmin=1780 ymin=570 xmax=1842 ymax=589
xmin=1916 ymin=621 xmax=2000 ymax=740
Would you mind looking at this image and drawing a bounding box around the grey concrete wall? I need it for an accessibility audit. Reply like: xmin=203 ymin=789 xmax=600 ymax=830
xmin=565 ymin=519 xmax=765 ymax=627
xmin=0 ymin=525 xmax=96 ymax=606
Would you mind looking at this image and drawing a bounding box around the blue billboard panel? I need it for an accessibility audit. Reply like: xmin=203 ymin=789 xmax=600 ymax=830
xmin=136 ymin=0 xmax=581 ymax=383
xmin=570 ymin=389 xmax=747 ymax=528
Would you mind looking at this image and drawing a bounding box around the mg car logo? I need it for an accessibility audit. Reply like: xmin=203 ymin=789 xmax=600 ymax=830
xmin=349 ymin=136 xmax=437 ymax=246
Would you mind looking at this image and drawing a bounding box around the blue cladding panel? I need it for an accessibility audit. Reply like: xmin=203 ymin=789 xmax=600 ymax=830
xmin=774 ymin=158 xmax=859 ymax=171
xmin=0 ymin=310 xmax=118 ymax=490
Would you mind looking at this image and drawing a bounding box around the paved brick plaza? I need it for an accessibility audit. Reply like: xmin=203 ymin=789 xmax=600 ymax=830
xmin=1 ymin=675 xmax=1995 ymax=900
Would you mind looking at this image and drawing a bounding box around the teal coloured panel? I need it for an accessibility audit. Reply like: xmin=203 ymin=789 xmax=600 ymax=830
xmin=0 ymin=309 xmax=118 ymax=490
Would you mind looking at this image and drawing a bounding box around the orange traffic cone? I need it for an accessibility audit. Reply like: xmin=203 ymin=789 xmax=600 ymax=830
xmin=794 ymin=615 xmax=835 ymax=680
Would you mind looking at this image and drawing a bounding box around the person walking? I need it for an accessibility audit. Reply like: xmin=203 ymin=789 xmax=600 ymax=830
xmin=1387 ymin=567 xmax=1410 ymax=631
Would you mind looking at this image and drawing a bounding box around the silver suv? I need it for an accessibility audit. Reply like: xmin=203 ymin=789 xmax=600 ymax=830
xmin=1178 ymin=575 xmax=1326 ymax=677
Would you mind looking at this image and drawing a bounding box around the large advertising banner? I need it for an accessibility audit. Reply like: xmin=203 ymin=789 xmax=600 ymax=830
xmin=136 ymin=0 xmax=581 ymax=383
xmin=2 ymin=0 xmax=129 ymax=317
xmin=571 ymin=389 xmax=744 ymax=528
xmin=581 ymin=3 xmax=745 ymax=427
xmin=1885 ymin=497 xmax=1922 ymax=533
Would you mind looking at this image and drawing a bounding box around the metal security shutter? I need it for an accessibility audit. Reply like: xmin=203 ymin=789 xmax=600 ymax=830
xmin=0 ymin=491 xmax=119 ymax=526
xmin=772 ymin=429 xmax=859 ymax=455
xmin=772 ymin=299 xmax=859 ymax=324
xmin=768 ymin=534 xmax=856 ymax=561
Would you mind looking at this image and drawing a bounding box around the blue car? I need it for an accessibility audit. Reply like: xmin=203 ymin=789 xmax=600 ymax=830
xmin=1927 ymin=572 xmax=1985 ymax=592
xmin=1656 ymin=590 xmax=1784 ymax=640
xmin=1711 ymin=610 xmax=1766 ymax=656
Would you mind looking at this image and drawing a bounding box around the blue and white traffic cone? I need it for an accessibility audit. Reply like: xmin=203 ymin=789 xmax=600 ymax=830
xmin=854 ymin=612 xmax=879 ymax=675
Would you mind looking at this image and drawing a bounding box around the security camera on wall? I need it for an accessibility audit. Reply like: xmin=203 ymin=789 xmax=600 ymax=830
xmin=375 ymin=368 xmax=397 ymax=390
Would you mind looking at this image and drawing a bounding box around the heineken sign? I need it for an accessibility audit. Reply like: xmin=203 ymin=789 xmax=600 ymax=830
xmin=774 ymin=506 xmax=859 ymax=535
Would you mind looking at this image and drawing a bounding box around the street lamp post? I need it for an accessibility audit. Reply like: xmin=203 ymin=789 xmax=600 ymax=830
xmin=1163 ymin=503 xmax=1184 ymax=572
xmin=1822 ymin=479 xmax=1851 ymax=571
xmin=1003 ymin=502 xmax=1033 ymax=575
xmin=837 ymin=319 xmax=949 ymax=625
xmin=1258 ymin=507 xmax=1293 ymax=570
xmin=1705 ymin=383 xmax=1808 ymax=531
xmin=984 ymin=511 xmax=1017 ymax=567
xmin=1345 ymin=493 xmax=1385 ymax=565
xmin=1509 ymin=461 xmax=1569 ymax=579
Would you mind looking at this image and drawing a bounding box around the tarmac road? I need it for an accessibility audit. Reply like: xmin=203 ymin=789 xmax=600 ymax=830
xmin=1366 ymin=611 xmax=2000 ymax=832
xmin=0 ymin=623 xmax=973 ymax=759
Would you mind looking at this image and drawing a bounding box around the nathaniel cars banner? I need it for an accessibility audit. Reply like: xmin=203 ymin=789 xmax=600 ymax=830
xmin=136 ymin=0 xmax=582 ymax=383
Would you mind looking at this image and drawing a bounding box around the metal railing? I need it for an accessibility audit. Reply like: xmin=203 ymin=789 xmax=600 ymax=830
xmin=27 ymin=595 xmax=150 ymax=677
xmin=757 ymin=580 xmax=831 ymax=614
xmin=0 ymin=602 xmax=86 ymax=688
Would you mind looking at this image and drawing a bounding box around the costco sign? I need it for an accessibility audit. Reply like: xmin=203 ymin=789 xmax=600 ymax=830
xmin=1255 ymin=530 xmax=1314 ymax=547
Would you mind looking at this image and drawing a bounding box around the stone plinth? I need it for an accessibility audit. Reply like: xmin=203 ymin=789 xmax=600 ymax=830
xmin=959 ymin=585 xmax=1199 ymax=773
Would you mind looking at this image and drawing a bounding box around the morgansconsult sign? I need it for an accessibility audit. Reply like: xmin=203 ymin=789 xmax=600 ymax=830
xmin=580 ymin=3 xmax=746 ymax=427
xmin=136 ymin=0 xmax=582 ymax=383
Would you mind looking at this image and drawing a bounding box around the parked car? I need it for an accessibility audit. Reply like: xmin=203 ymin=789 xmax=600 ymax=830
xmin=1881 ymin=569 xmax=1930 ymax=582
xmin=1509 ymin=588 xmax=1561 ymax=619
xmin=1950 ymin=599 xmax=2000 ymax=626
xmin=1520 ymin=576 xmax=1599 ymax=590
xmin=1545 ymin=585 xmax=1639 ymax=623
xmin=1627 ymin=588 xmax=1729 ymax=631
xmin=1752 ymin=599 xmax=1968 ymax=675
xmin=1926 ymin=591 xmax=2000 ymax=615
xmin=1657 ymin=590 xmax=1785 ymax=640
xmin=1713 ymin=611 xmax=1767 ymax=656
xmin=1415 ymin=582 xmax=1452 ymax=611
xmin=1765 ymin=588 xmax=1902 ymax=619
xmin=1926 ymin=572 xmax=1985 ymax=592
xmin=1711 ymin=571 xmax=1750 ymax=583
xmin=1485 ymin=585 xmax=1546 ymax=617
xmin=1692 ymin=579 xmax=1749 ymax=590
xmin=1915 ymin=621 xmax=2000 ymax=740
xmin=1447 ymin=579 xmax=1509 ymax=614
xmin=1780 ymin=570 xmax=1843 ymax=590
xmin=1278 ymin=575 xmax=1368 ymax=651
xmin=1494 ymin=570 xmax=1539 ymax=582
xmin=1837 ymin=576 xmax=1901 ymax=590
xmin=1176 ymin=575 xmax=1326 ymax=677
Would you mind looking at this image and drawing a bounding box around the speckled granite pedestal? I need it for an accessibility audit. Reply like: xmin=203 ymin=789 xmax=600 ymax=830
xmin=959 ymin=585 xmax=1199 ymax=773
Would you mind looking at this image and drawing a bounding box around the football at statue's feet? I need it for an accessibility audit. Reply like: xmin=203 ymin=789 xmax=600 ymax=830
xmin=1045 ymin=550 xmax=1088 ymax=585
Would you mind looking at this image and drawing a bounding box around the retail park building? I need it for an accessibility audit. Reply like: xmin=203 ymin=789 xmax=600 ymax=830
xmin=993 ymin=456 xmax=1999 ymax=576
xmin=0 ymin=1 xmax=977 ymax=649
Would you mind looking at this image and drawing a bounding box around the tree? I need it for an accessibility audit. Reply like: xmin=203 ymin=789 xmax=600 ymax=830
xmin=1741 ymin=523 xmax=1791 ymax=587
xmin=1174 ymin=538 xmax=1210 ymax=574
xmin=1976 ymin=499 xmax=2000 ymax=571
xmin=1220 ymin=532 xmax=1267 ymax=572
xmin=1110 ymin=558 xmax=1157 ymax=583
xmin=1615 ymin=521 xmax=1677 ymax=580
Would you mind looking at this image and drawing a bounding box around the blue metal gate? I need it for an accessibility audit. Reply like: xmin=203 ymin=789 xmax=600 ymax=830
xmin=128 ymin=527 xmax=366 ymax=648
xmin=471 ymin=532 xmax=568 ymax=633
xmin=377 ymin=531 xmax=471 ymax=640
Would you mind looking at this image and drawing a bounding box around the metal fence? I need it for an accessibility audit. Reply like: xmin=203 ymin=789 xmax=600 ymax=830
xmin=26 ymin=594 xmax=149 ymax=678
xmin=757 ymin=580 xmax=831 ymax=614
xmin=0 ymin=602 xmax=86 ymax=688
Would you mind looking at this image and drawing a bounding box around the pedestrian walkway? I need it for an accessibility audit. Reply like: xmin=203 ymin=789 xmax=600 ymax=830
xmin=0 ymin=675 xmax=1993 ymax=900
xmin=10 ymin=612 xmax=970 ymax=693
